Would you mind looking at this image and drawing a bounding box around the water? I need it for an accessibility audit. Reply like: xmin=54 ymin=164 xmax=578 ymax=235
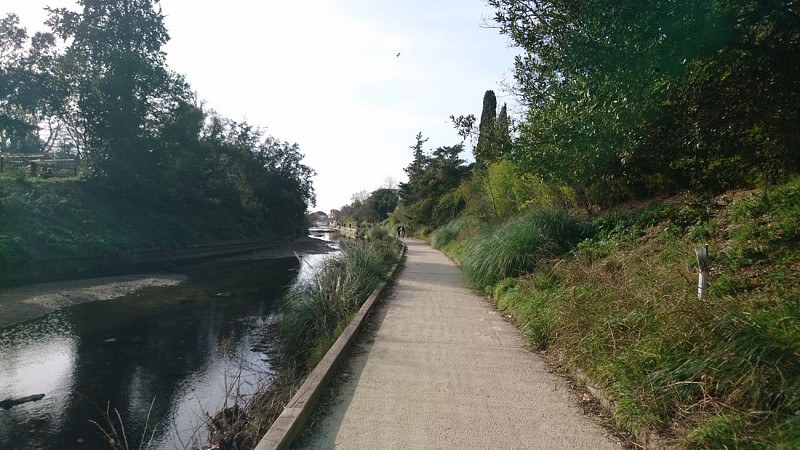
xmin=0 ymin=243 xmax=337 ymax=450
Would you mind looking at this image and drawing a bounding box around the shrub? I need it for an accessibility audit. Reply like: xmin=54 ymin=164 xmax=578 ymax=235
xmin=460 ymin=207 xmax=584 ymax=291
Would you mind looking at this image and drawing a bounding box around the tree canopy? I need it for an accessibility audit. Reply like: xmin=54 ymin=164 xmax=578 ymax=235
xmin=397 ymin=133 xmax=471 ymax=228
xmin=340 ymin=187 xmax=399 ymax=224
xmin=0 ymin=1 xmax=316 ymax=237
xmin=489 ymin=0 xmax=800 ymax=202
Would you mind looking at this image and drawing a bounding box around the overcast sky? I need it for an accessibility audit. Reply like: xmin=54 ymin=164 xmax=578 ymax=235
xmin=7 ymin=1 xmax=519 ymax=212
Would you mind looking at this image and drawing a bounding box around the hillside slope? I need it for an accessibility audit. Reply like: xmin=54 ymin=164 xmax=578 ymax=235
xmin=435 ymin=178 xmax=799 ymax=448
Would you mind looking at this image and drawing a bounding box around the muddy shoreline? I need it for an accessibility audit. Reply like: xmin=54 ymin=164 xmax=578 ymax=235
xmin=0 ymin=236 xmax=337 ymax=329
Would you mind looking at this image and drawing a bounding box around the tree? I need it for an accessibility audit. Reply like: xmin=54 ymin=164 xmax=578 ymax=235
xmin=0 ymin=14 xmax=60 ymax=154
xmin=474 ymin=90 xmax=497 ymax=165
xmin=382 ymin=176 xmax=397 ymax=190
xmin=247 ymin=134 xmax=316 ymax=230
xmin=339 ymin=188 xmax=397 ymax=224
xmin=46 ymin=0 xmax=189 ymax=186
xmin=399 ymin=134 xmax=471 ymax=228
xmin=0 ymin=14 xmax=34 ymax=153
xmin=451 ymin=92 xmax=512 ymax=165
xmin=366 ymin=188 xmax=399 ymax=221
xmin=489 ymin=0 xmax=800 ymax=199
xmin=398 ymin=132 xmax=429 ymax=207
xmin=495 ymin=104 xmax=512 ymax=158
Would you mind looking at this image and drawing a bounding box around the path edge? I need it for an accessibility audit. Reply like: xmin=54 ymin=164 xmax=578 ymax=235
xmin=432 ymin=243 xmax=676 ymax=450
xmin=254 ymin=241 xmax=406 ymax=450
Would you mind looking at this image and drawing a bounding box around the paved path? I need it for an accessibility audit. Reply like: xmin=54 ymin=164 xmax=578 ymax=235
xmin=302 ymin=240 xmax=619 ymax=449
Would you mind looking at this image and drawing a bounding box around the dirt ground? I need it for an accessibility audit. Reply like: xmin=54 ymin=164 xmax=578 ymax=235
xmin=0 ymin=237 xmax=338 ymax=329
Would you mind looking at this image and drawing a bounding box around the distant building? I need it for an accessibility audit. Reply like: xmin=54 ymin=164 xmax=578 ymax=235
xmin=328 ymin=209 xmax=340 ymax=226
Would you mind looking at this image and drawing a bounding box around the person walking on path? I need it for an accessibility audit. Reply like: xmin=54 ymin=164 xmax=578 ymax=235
xmin=302 ymin=240 xmax=619 ymax=449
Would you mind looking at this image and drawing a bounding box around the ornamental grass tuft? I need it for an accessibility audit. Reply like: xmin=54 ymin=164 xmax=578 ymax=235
xmin=278 ymin=239 xmax=399 ymax=370
xmin=460 ymin=207 xmax=584 ymax=291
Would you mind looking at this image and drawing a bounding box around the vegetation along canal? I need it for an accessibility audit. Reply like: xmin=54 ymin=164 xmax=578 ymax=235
xmin=0 ymin=234 xmax=340 ymax=449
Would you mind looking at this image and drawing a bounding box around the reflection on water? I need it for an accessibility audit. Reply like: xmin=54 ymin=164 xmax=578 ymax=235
xmin=295 ymin=253 xmax=335 ymax=285
xmin=0 ymin=256 xmax=308 ymax=449
xmin=0 ymin=313 xmax=76 ymax=447
xmin=297 ymin=231 xmax=342 ymax=284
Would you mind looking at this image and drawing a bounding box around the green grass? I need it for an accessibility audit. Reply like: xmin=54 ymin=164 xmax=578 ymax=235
xmin=277 ymin=239 xmax=400 ymax=371
xmin=434 ymin=177 xmax=800 ymax=448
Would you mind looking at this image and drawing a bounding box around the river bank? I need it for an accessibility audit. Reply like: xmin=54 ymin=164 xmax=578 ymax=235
xmin=0 ymin=236 xmax=337 ymax=329
xmin=0 ymin=175 xmax=312 ymax=287
xmin=0 ymin=235 xmax=339 ymax=450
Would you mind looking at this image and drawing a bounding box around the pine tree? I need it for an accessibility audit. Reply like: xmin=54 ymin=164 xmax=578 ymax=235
xmin=399 ymin=132 xmax=429 ymax=205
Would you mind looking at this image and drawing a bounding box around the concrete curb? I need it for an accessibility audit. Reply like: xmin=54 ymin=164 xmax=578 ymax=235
xmin=254 ymin=242 xmax=406 ymax=450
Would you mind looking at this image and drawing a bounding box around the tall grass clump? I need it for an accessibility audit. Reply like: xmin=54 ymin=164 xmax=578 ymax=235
xmin=430 ymin=221 xmax=460 ymax=249
xmin=366 ymin=221 xmax=403 ymax=242
xmin=277 ymin=239 xmax=400 ymax=371
xmin=460 ymin=207 xmax=584 ymax=291
xmin=430 ymin=215 xmax=482 ymax=260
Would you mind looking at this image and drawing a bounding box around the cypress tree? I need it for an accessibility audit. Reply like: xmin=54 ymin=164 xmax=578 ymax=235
xmin=475 ymin=90 xmax=497 ymax=166
xmin=495 ymin=103 xmax=511 ymax=158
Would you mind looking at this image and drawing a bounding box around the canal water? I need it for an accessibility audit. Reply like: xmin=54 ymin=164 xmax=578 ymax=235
xmin=0 ymin=237 xmax=339 ymax=449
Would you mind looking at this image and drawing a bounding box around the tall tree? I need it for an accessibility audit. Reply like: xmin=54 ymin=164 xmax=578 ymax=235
xmin=495 ymin=103 xmax=511 ymax=159
xmin=0 ymin=13 xmax=34 ymax=153
xmin=46 ymin=0 xmax=188 ymax=186
xmin=452 ymin=92 xmax=511 ymax=165
xmin=399 ymin=135 xmax=470 ymax=228
xmin=0 ymin=14 xmax=59 ymax=154
xmin=340 ymin=188 xmax=399 ymax=224
xmin=399 ymin=132 xmax=429 ymax=206
xmin=367 ymin=188 xmax=399 ymax=221
xmin=490 ymin=0 xmax=800 ymax=197
xmin=474 ymin=90 xmax=497 ymax=165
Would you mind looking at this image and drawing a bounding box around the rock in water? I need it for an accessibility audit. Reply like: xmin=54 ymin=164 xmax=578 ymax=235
xmin=0 ymin=394 xmax=46 ymax=410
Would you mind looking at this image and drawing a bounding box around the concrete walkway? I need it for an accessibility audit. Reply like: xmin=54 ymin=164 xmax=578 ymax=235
xmin=302 ymin=240 xmax=619 ymax=449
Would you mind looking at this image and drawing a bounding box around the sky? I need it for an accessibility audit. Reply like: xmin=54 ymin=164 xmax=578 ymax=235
xmin=6 ymin=0 xmax=519 ymax=213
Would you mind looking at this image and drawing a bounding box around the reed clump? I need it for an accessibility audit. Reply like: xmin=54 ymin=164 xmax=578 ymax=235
xmin=207 ymin=237 xmax=401 ymax=449
xmin=278 ymin=238 xmax=400 ymax=371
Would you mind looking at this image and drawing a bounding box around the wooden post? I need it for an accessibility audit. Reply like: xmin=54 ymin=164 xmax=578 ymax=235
xmin=695 ymin=244 xmax=709 ymax=300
